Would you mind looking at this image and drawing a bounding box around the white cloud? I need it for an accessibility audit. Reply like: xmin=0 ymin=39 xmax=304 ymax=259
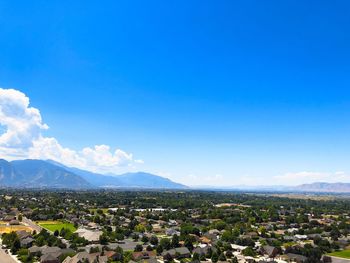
xmin=0 ymin=88 xmax=48 ymax=148
xmin=0 ymin=87 xmax=143 ymax=173
xmin=274 ymin=171 xmax=350 ymax=185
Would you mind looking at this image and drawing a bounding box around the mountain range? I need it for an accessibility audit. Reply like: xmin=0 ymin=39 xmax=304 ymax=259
xmin=0 ymin=159 xmax=349 ymax=192
xmin=0 ymin=159 xmax=187 ymax=189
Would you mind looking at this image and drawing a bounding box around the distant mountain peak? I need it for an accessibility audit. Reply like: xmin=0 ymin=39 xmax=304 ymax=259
xmin=0 ymin=159 xmax=91 ymax=189
xmin=0 ymin=159 xmax=187 ymax=189
xmin=61 ymin=163 xmax=188 ymax=189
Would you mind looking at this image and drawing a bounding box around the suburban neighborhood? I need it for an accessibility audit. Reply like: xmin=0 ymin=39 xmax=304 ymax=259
xmin=0 ymin=190 xmax=349 ymax=263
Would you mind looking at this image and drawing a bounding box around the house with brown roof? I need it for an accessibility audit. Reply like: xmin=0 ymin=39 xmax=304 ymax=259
xmin=41 ymin=253 xmax=59 ymax=263
xmin=260 ymin=245 xmax=279 ymax=258
xmin=161 ymin=247 xmax=191 ymax=259
xmin=62 ymin=251 xmax=108 ymax=263
xmin=133 ymin=251 xmax=156 ymax=261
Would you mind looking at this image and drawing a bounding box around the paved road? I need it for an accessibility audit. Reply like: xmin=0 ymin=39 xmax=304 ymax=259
xmin=0 ymin=248 xmax=17 ymax=263
xmin=328 ymin=256 xmax=350 ymax=263
xmin=22 ymin=217 xmax=42 ymax=233
xmin=0 ymin=239 xmax=19 ymax=263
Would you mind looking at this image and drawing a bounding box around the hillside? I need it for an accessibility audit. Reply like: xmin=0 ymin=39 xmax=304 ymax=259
xmin=0 ymin=159 xmax=91 ymax=188
xmin=50 ymin=161 xmax=187 ymax=189
xmin=0 ymin=159 xmax=187 ymax=189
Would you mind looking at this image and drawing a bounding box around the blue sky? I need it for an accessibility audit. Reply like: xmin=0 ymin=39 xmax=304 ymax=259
xmin=0 ymin=1 xmax=350 ymax=186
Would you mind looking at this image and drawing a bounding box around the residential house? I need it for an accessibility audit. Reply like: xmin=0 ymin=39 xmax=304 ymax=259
xmin=165 ymin=228 xmax=180 ymax=236
xmin=260 ymin=245 xmax=279 ymax=258
xmin=20 ymin=237 xmax=35 ymax=248
xmin=281 ymin=253 xmax=308 ymax=263
xmin=62 ymin=251 xmax=108 ymax=263
xmin=132 ymin=251 xmax=156 ymax=261
xmin=75 ymin=228 xmax=102 ymax=243
xmin=162 ymin=247 xmax=191 ymax=259
xmin=193 ymin=245 xmax=217 ymax=256
xmin=41 ymin=254 xmax=59 ymax=263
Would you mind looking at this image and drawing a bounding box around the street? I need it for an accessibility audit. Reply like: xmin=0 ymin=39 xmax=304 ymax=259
xmin=0 ymin=248 xmax=18 ymax=263
xmin=22 ymin=217 xmax=42 ymax=233
xmin=0 ymin=239 xmax=20 ymax=263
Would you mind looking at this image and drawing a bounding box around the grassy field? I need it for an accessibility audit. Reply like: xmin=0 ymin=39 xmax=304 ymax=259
xmin=37 ymin=221 xmax=76 ymax=233
xmin=89 ymin=208 xmax=109 ymax=214
xmin=328 ymin=250 xmax=350 ymax=259
xmin=0 ymin=225 xmax=33 ymax=234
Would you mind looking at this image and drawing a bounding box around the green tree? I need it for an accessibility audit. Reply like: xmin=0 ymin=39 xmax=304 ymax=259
xmin=134 ymin=244 xmax=143 ymax=252
xmin=242 ymin=247 xmax=256 ymax=257
xmin=184 ymin=236 xmax=193 ymax=251
xmin=156 ymin=245 xmax=164 ymax=255
xmin=226 ymin=250 xmax=233 ymax=258
xmin=17 ymin=214 xmax=23 ymax=222
xmin=192 ymin=252 xmax=200 ymax=261
xmin=11 ymin=238 xmax=21 ymax=254
xmin=231 ymin=256 xmax=239 ymax=263
xmin=135 ymin=224 xmax=146 ymax=233
xmin=146 ymin=245 xmax=153 ymax=251
xmin=160 ymin=238 xmax=171 ymax=250
xmin=99 ymin=233 xmax=109 ymax=245
xmin=171 ymin=234 xmax=179 ymax=248
xmin=206 ymin=247 xmax=213 ymax=258
xmin=141 ymin=235 xmax=149 ymax=243
xmin=219 ymin=252 xmax=226 ymax=261
xmin=164 ymin=253 xmax=173 ymax=262
xmin=211 ymin=252 xmax=219 ymax=263
xmin=150 ymin=235 xmax=159 ymax=246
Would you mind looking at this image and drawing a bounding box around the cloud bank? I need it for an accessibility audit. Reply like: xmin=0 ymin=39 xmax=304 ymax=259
xmin=0 ymin=88 xmax=142 ymax=173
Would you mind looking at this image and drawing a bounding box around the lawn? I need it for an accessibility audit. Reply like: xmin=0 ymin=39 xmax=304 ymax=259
xmin=37 ymin=221 xmax=77 ymax=233
xmin=283 ymin=241 xmax=297 ymax=247
xmin=328 ymin=250 xmax=350 ymax=259
xmin=89 ymin=208 xmax=109 ymax=214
